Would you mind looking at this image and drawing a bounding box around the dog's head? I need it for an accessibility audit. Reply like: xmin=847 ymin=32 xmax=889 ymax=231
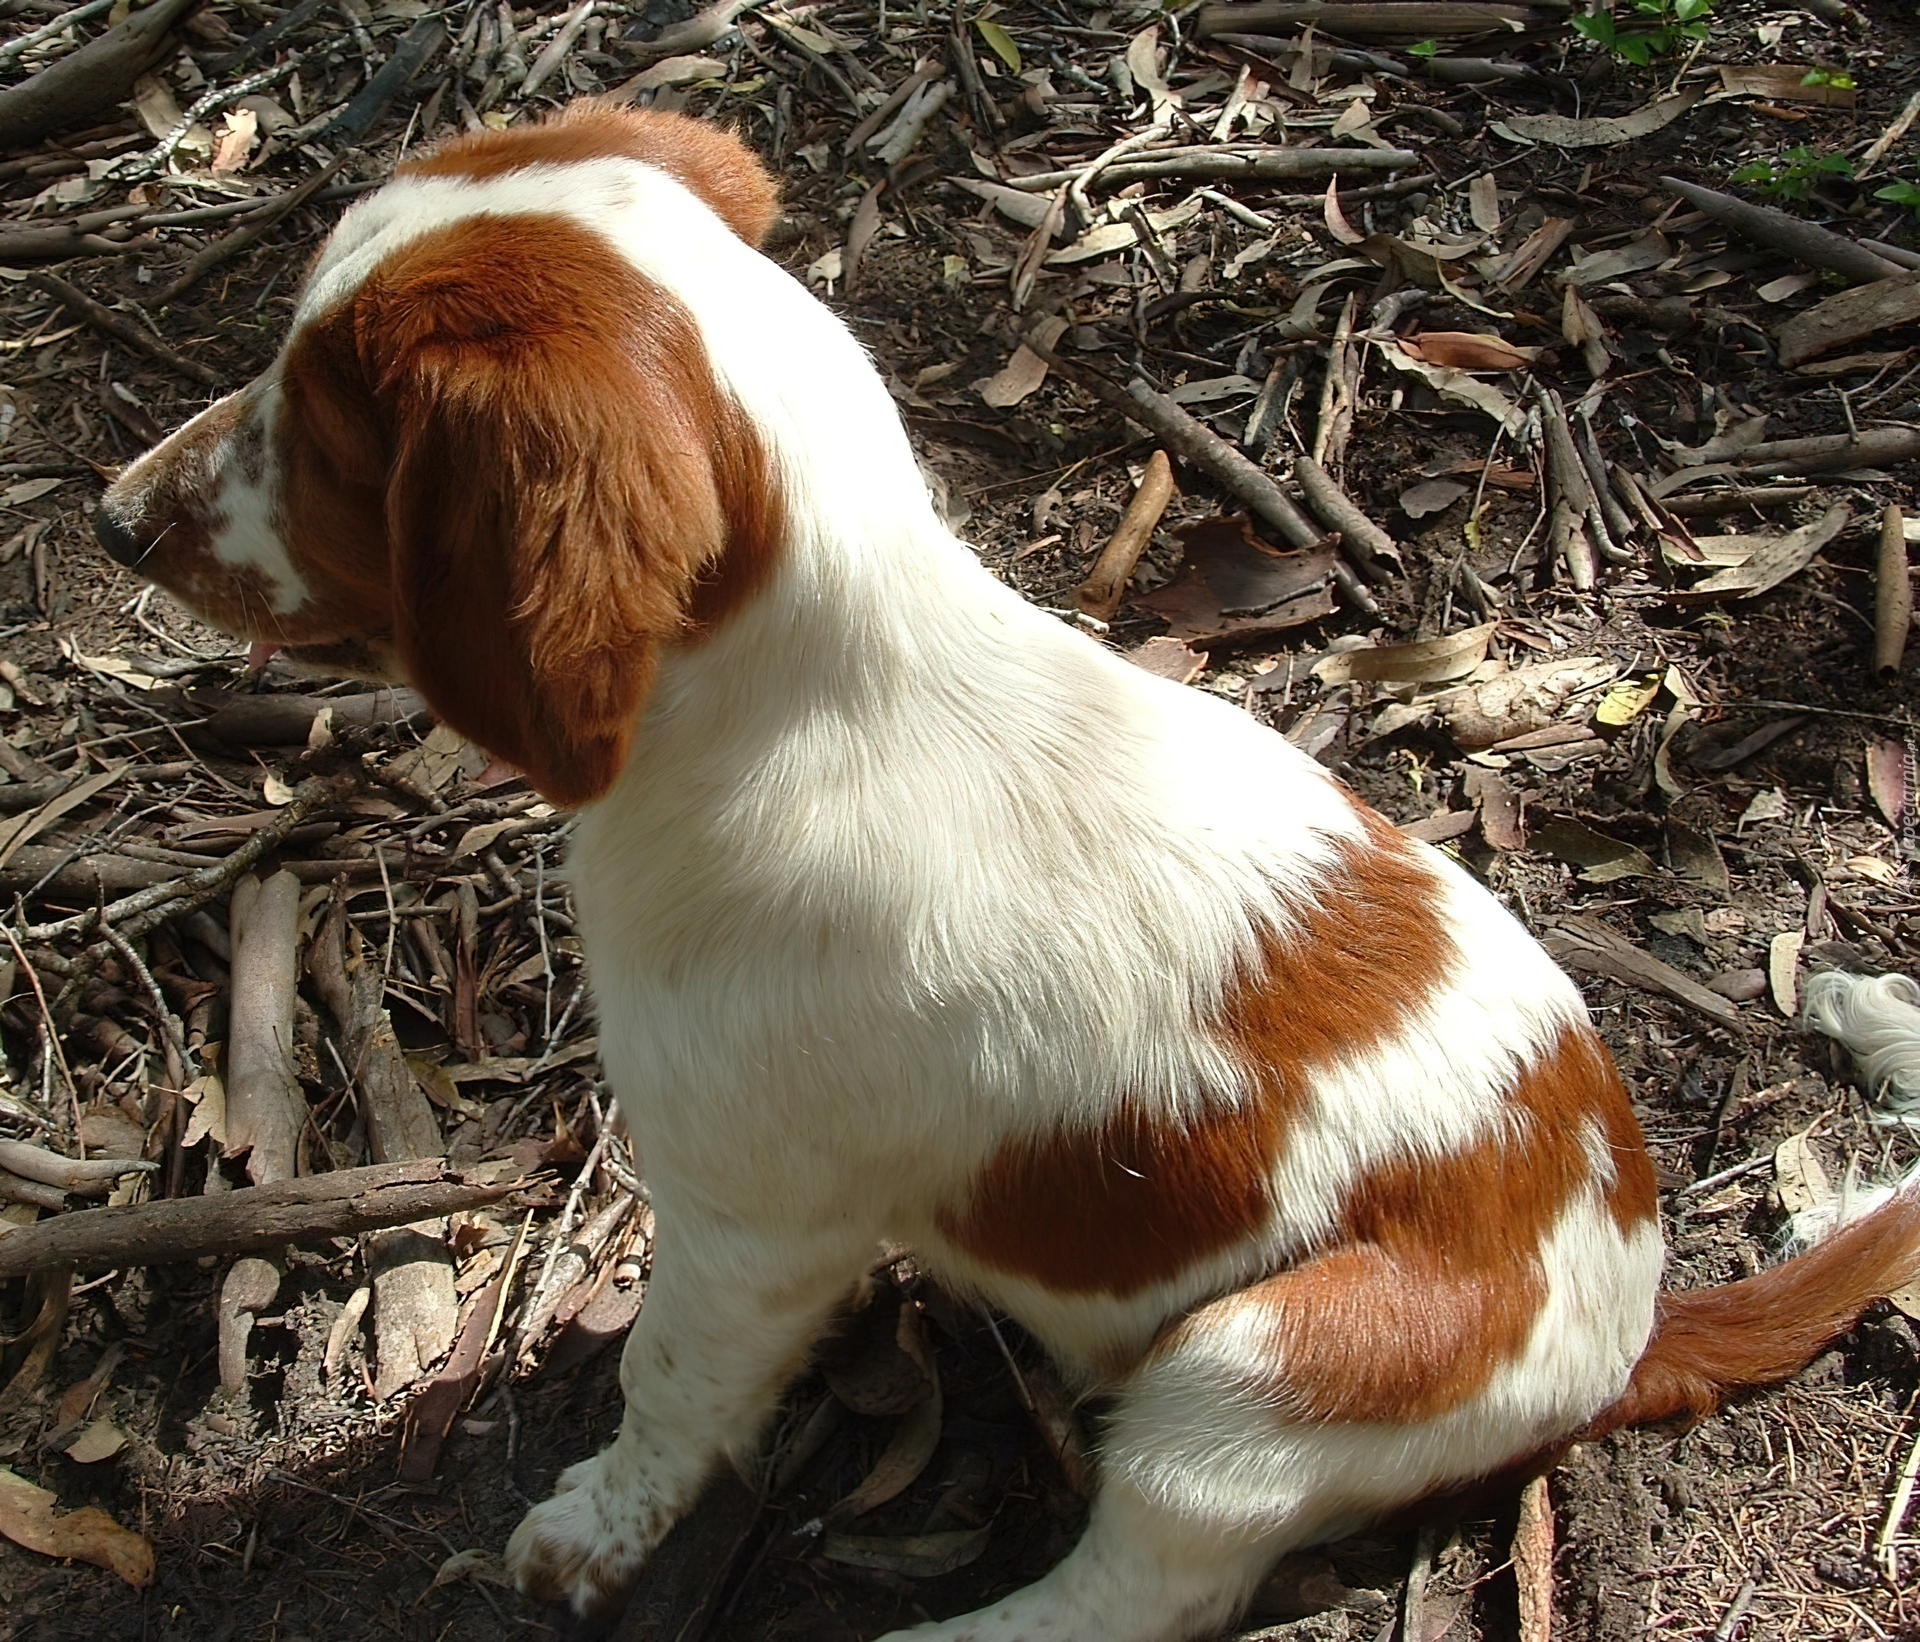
xmin=95 ymin=104 xmax=783 ymax=807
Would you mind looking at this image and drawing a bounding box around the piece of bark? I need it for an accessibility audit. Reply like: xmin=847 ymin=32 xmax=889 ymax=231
xmin=627 ymin=0 xmax=753 ymax=61
xmin=0 ymin=0 xmax=199 ymax=148
xmin=195 ymin=687 xmax=431 ymax=746
xmin=0 ymin=1169 xmax=65 ymax=1211
xmin=1077 ymin=452 xmax=1177 ymax=622
xmin=312 ymin=16 xmax=446 ymax=145
xmin=1729 ymin=427 xmax=1920 ymax=476
xmin=0 ymin=1159 xmax=520 ymax=1278
xmin=224 ymin=872 xmax=306 ymax=1186
xmin=217 ymin=1255 xmax=281 ymax=1396
xmin=27 ymin=272 xmax=220 ymax=387
xmin=1514 ymin=1474 xmax=1554 ymax=1642
xmin=1660 ymin=176 xmax=1906 ymax=285
xmin=1124 ymin=378 xmax=1378 ymax=614
xmin=398 ymin=1272 xmax=507 ymax=1484
xmin=313 ymin=894 xmax=456 ymax=1396
xmin=0 ymin=1140 xmax=157 ymax=1196
xmin=1661 ymin=485 xmax=1816 ymax=518
xmin=1292 ymin=455 xmax=1401 ymax=575
xmin=1545 ymin=918 xmax=1743 ymax=1029
xmin=1777 ymin=275 xmax=1920 ymax=369
xmin=1878 ymin=505 xmax=1912 ymax=682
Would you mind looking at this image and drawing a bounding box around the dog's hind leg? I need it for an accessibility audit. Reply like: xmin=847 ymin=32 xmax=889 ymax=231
xmin=887 ymin=1211 xmax=1658 ymax=1642
xmin=506 ymin=1206 xmax=871 ymax=1617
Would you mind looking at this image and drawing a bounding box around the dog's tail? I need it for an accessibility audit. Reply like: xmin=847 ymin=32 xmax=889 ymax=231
xmin=1585 ymin=1178 xmax=1920 ymax=1438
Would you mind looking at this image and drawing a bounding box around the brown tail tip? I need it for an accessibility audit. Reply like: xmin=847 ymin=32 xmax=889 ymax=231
xmin=1585 ymin=1186 xmax=1920 ymax=1439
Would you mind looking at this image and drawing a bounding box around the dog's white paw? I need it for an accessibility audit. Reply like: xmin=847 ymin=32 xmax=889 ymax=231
xmin=504 ymin=1453 xmax=673 ymax=1617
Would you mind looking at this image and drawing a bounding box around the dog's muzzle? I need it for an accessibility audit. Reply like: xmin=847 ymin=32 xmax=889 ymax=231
xmin=92 ymin=507 xmax=149 ymax=569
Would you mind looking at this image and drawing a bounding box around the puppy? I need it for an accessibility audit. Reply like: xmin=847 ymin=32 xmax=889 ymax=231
xmin=96 ymin=104 xmax=1920 ymax=1641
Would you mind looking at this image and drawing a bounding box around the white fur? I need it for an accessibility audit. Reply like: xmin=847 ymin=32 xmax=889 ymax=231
xmin=129 ymin=143 xmax=1675 ymax=1638
xmin=1804 ymin=969 xmax=1920 ymax=1116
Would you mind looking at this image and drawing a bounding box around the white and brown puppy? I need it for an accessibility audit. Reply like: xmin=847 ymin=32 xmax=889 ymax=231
xmin=96 ymin=105 xmax=1920 ymax=1640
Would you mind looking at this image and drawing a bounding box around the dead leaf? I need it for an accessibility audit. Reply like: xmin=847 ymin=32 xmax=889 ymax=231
xmin=844 ymin=179 xmax=886 ymax=291
xmin=1770 ymin=930 xmax=1804 ymax=1016
xmin=1399 ymin=331 xmax=1534 ymax=372
xmin=1717 ymin=65 xmax=1856 ymax=107
xmin=1495 ymin=84 xmax=1706 ymax=148
xmin=826 ymin=1381 xmax=943 ymax=1523
xmin=1562 ymin=230 xmax=1670 ymax=288
xmin=1778 ymin=274 xmax=1920 ymax=369
xmin=1323 ymin=176 xmax=1364 ymax=246
xmin=1132 ymin=518 xmax=1337 ymax=643
xmin=1866 ymin=740 xmax=1910 ymax=830
xmin=1376 ymin=344 xmax=1525 ymax=433
xmin=1469 ymin=173 xmax=1502 ymax=233
xmin=0 ymin=763 xmax=125 ymax=873
xmin=1399 ymin=479 xmax=1468 ymax=518
xmin=1737 ymin=788 xmax=1790 ymax=830
xmin=1669 ymin=506 xmax=1849 ymax=603
xmin=63 ymin=1420 xmax=128 ymax=1465
xmin=430 ymin=1547 xmax=513 ymax=1590
xmin=1466 ymin=767 xmax=1524 ymax=849
xmin=128 ymin=74 xmax=182 ymax=141
xmin=0 ymin=1468 xmax=153 ymax=1587
xmin=1314 ymin=623 xmax=1496 ymax=686
xmin=1535 ymin=818 xmax=1658 ymax=883
xmin=1594 ymin=674 xmax=1661 ymax=728
xmin=975 ymin=315 xmax=1068 ymax=409
xmin=211 ymin=107 xmax=257 ymax=174
xmin=818 ymin=1526 xmax=990 ymax=1578
xmin=1431 ymin=657 xmax=1616 ymax=748
xmin=1773 ymin=1129 xmax=1832 ymax=1216
xmin=1 ymin=477 xmax=62 ymax=506
xmin=626 ymin=53 xmax=729 ymax=91
xmin=1128 ymin=637 xmax=1208 ymax=683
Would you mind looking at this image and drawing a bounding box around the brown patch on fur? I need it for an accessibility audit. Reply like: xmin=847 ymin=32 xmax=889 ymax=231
xmin=101 ymin=209 xmax=784 ymax=808
xmin=354 ymin=212 xmax=783 ymax=805
xmin=1155 ymin=1018 xmax=1654 ymax=1424
xmin=937 ymin=816 xmax=1459 ymax=1297
xmin=1587 ymin=1189 xmax=1920 ymax=1435
xmin=399 ymin=103 xmax=779 ymax=248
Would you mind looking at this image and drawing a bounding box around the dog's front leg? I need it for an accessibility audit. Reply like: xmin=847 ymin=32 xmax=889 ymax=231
xmin=506 ymin=1207 xmax=869 ymax=1616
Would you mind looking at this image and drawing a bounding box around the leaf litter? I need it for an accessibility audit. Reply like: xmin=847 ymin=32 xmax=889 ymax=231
xmin=1 ymin=0 xmax=1920 ymax=1638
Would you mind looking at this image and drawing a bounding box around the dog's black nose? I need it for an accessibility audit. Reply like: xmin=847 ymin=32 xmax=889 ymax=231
xmin=92 ymin=507 xmax=148 ymax=568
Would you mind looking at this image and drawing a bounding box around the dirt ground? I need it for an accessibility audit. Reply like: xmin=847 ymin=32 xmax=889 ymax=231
xmin=2 ymin=0 xmax=1920 ymax=1638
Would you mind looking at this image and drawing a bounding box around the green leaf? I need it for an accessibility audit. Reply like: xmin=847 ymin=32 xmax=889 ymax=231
xmin=1618 ymin=35 xmax=1652 ymax=62
xmin=1407 ymin=36 xmax=1440 ymax=55
xmin=974 ymin=17 xmax=1022 ymax=74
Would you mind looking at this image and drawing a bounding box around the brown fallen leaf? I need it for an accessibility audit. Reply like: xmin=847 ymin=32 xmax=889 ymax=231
xmin=1717 ymin=64 xmax=1856 ymax=107
xmin=1465 ymin=766 xmax=1524 ymax=850
xmin=1131 ymin=518 xmax=1337 ymax=643
xmin=1128 ymin=636 xmax=1209 ymax=683
xmin=1865 ymin=739 xmax=1911 ymax=831
xmin=825 ymin=1380 xmax=943 ymax=1523
xmin=1534 ymin=818 xmax=1659 ymax=883
xmin=1669 ymin=505 xmax=1850 ymax=603
xmin=1495 ymin=84 xmax=1706 ymax=147
xmin=1398 ymin=330 xmax=1535 ymax=371
xmin=974 ymin=315 xmax=1069 ymax=409
xmin=1399 ymin=479 xmax=1468 ymax=518
xmin=1312 ymin=622 xmax=1496 ymax=686
xmin=0 ymin=1468 xmax=154 ymax=1587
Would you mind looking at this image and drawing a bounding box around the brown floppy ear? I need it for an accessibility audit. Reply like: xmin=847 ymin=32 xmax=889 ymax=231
xmin=356 ymin=215 xmax=773 ymax=807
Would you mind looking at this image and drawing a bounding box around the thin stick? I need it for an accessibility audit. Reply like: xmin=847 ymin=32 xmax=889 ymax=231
xmin=1879 ymin=1397 xmax=1920 ymax=1579
xmin=11 ymin=774 xmax=344 ymax=946
xmin=1076 ymin=451 xmax=1176 ymax=622
xmin=28 ymin=272 xmax=220 ymax=387
xmin=1877 ymin=505 xmax=1911 ymax=683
